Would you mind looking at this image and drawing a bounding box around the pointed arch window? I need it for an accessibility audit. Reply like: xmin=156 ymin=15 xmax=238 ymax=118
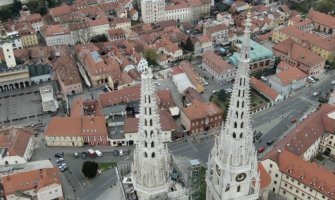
xmin=145 ymin=130 xmax=148 ymax=137
xmin=240 ymin=122 xmax=244 ymax=128
xmin=237 ymin=101 xmax=240 ymax=107
xmin=238 ymin=90 xmax=241 ymax=97
xmin=148 ymin=95 xmax=151 ymax=103
xmin=234 ymin=122 xmax=237 ymax=128
xmin=233 ymin=132 xmax=236 ymax=138
xmin=144 ymin=152 xmax=148 ymax=158
xmin=150 ymin=130 xmax=154 ymax=137
xmin=144 ymin=141 xmax=147 ymax=147
xmin=151 ymin=141 xmax=154 ymax=148
xmin=239 ymin=133 xmax=243 ymax=138
xmin=225 ymin=184 xmax=230 ymax=192
xmin=243 ymin=78 xmax=246 ymax=86
xmin=241 ymin=112 xmax=244 ymax=119
xmin=237 ymin=185 xmax=241 ymax=192
xmin=242 ymin=90 xmax=245 ymax=97
xmin=235 ymin=111 xmax=238 ymax=118
xmin=151 ymin=152 xmax=155 ymax=158
xmin=149 ymin=108 xmax=152 ymax=115
xmin=242 ymin=101 xmax=244 ymax=108
xmin=145 ymin=119 xmax=147 ymax=126
xmin=150 ymin=119 xmax=153 ymax=126
xmin=239 ymin=78 xmax=242 ymax=86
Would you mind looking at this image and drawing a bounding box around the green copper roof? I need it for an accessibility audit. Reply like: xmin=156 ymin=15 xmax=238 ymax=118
xmin=229 ymin=37 xmax=274 ymax=66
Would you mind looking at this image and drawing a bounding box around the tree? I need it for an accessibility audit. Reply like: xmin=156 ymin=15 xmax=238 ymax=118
xmin=144 ymin=48 xmax=159 ymax=66
xmin=184 ymin=37 xmax=194 ymax=52
xmin=82 ymin=161 xmax=98 ymax=179
xmin=90 ymin=34 xmax=108 ymax=43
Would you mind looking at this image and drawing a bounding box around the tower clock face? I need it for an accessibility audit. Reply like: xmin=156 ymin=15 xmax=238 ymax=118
xmin=236 ymin=173 xmax=247 ymax=182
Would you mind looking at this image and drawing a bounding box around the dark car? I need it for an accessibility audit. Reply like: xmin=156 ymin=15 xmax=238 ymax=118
xmin=81 ymin=152 xmax=88 ymax=159
xmin=54 ymin=152 xmax=64 ymax=158
xmin=266 ymin=140 xmax=274 ymax=146
xmin=113 ymin=150 xmax=119 ymax=157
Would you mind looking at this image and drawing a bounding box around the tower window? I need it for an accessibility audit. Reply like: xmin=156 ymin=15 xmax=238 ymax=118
xmin=241 ymin=112 xmax=244 ymax=119
xmin=237 ymin=101 xmax=239 ymax=107
xmin=235 ymin=111 xmax=238 ymax=118
xmin=148 ymin=95 xmax=151 ymax=103
xmin=237 ymin=185 xmax=241 ymax=192
xmin=150 ymin=119 xmax=153 ymax=126
xmin=240 ymin=122 xmax=244 ymax=128
xmin=144 ymin=152 xmax=148 ymax=158
xmin=145 ymin=141 xmax=147 ymax=147
xmin=234 ymin=122 xmax=237 ymax=128
xmin=149 ymin=108 xmax=152 ymax=115
xmin=238 ymin=90 xmax=241 ymax=97
xmin=145 ymin=119 xmax=147 ymax=126
xmin=151 ymin=141 xmax=154 ymax=148
xmin=242 ymin=101 xmax=244 ymax=108
xmin=151 ymin=152 xmax=155 ymax=158
xmin=233 ymin=132 xmax=236 ymax=138
xmin=145 ymin=130 xmax=148 ymax=137
xmin=239 ymin=133 xmax=243 ymax=138
xmin=145 ymin=108 xmax=147 ymax=115
xmin=150 ymin=130 xmax=154 ymax=137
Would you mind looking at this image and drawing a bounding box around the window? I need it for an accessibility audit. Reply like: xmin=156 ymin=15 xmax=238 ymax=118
xmin=274 ymin=181 xmax=277 ymax=185
xmin=237 ymin=185 xmax=240 ymax=192
xmin=270 ymin=164 xmax=273 ymax=168
xmin=283 ymin=191 xmax=286 ymax=194
xmin=275 ymin=174 xmax=278 ymax=178
xmin=296 ymin=189 xmax=298 ymax=193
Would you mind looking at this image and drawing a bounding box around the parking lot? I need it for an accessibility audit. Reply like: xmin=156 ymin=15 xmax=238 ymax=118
xmin=0 ymin=90 xmax=44 ymax=125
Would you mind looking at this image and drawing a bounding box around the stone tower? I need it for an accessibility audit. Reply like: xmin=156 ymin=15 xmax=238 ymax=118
xmin=132 ymin=68 xmax=170 ymax=200
xmin=205 ymin=12 xmax=260 ymax=200
xmin=2 ymin=42 xmax=16 ymax=68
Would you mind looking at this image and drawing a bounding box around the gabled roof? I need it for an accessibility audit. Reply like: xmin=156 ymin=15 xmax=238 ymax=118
xmin=0 ymin=128 xmax=33 ymax=157
xmin=202 ymin=51 xmax=233 ymax=74
xmin=264 ymin=104 xmax=335 ymax=160
xmin=99 ymin=84 xmax=141 ymax=107
xmin=276 ymin=150 xmax=335 ymax=199
xmin=307 ymin=9 xmax=335 ymax=29
xmin=250 ymin=77 xmax=279 ymax=101
xmin=276 ymin=67 xmax=307 ymax=86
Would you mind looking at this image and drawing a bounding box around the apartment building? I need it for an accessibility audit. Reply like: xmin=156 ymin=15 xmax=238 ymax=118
xmin=43 ymin=24 xmax=74 ymax=46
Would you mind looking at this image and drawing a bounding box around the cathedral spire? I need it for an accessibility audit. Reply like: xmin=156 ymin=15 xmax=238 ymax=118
xmin=132 ymin=68 xmax=170 ymax=200
xmin=205 ymin=11 xmax=260 ymax=200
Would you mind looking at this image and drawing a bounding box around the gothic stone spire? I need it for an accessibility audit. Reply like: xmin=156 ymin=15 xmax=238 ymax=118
xmin=205 ymin=12 xmax=260 ymax=200
xmin=132 ymin=68 xmax=170 ymax=200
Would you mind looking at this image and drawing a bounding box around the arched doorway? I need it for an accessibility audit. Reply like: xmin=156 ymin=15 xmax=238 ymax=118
xmin=9 ymin=84 xmax=14 ymax=90
xmin=84 ymin=142 xmax=89 ymax=146
xmin=71 ymin=90 xmax=75 ymax=95
xmin=128 ymin=140 xmax=134 ymax=146
xmin=3 ymin=85 xmax=8 ymax=91
xmin=0 ymin=86 xmax=3 ymax=92
xmin=20 ymin=82 xmax=24 ymax=88
xmin=14 ymin=83 xmax=19 ymax=89
xmin=25 ymin=81 xmax=30 ymax=87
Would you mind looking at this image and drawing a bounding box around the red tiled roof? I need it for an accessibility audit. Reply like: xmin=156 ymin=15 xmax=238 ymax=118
xmin=49 ymin=4 xmax=72 ymax=17
xmin=307 ymin=9 xmax=335 ymax=29
xmin=182 ymin=101 xmax=223 ymax=121
xmin=264 ymin=104 xmax=335 ymax=161
xmin=0 ymin=128 xmax=32 ymax=157
xmin=171 ymin=65 xmax=183 ymax=75
xmin=276 ymin=61 xmax=294 ymax=71
xmin=277 ymin=150 xmax=335 ymax=199
xmin=156 ymin=89 xmax=176 ymax=109
xmin=202 ymin=51 xmax=233 ymax=74
xmin=276 ymin=67 xmax=307 ymax=86
xmin=2 ymin=167 xmax=61 ymax=196
xmin=258 ymin=163 xmax=271 ymax=189
xmin=250 ymin=77 xmax=279 ymax=101
xmin=99 ymin=84 xmax=141 ymax=107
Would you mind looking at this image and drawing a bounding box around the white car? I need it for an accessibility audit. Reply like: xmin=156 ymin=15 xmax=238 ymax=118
xmin=331 ymin=80 xmax=335 ymax=85
xmin=260 ymin=76 xmax=267 ymax=81
xmin=312 ymin=92 xmax=319 ymax=97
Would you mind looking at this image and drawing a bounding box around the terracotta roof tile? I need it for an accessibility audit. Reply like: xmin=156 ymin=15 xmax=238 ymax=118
xmin=0 ymin=128 xmax=33 ymax=157
xmin=258 ymin=162 xmax=271 ymax=189
xmin=99 ymin=84 xmax=141 ymax=107
xmin=2 ymin=167 xmax=61 ymax=196
xmin=277 ymin=150 xmax=335 ymax=199
xmin=156 ymin=89 xmax=176 ymax=109
xmin=179 ymin=61 xmax=203 ymax=88
xmin=277 ymin=61 xmax=295 ymax=71
xmin=307 ymin=10 xmax=335 ymax=29
xmin=45 ymin=117 xmax=82 ymax=136
xmin=53 ymin=54 xmax=82 ymax=86
xmin=81 ymin=116 xmax=108 ymax=136
xmin=184 ymin=87 xmax=205 ymax=103
xmin=49 ymin=4 xmax=72 ymax=17
xmin=182 ymin=101 xmax=223 ymax=121
xmin=276 ymin=67 xmax=307 ymax=86
xmin=206 ymin=23 xmax=228 ymax=34
xmin=202 ymin=51 xmax=233 ymax=74
xmin=250 ymin=77 xmax=279 ymax=101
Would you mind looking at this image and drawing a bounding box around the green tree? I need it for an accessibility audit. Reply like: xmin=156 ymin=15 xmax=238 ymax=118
xmin=314 ymin=0 xmax=335 ymax=14
xmin=184 ymin=37 xmax=194 ymax=52
xmin=82 ymin=161 xmax=98 ymax=179
xmin=144 ymin=48 xmax=159 ymax=66
xmin=90 ymin=34 xmax=108 ymax=43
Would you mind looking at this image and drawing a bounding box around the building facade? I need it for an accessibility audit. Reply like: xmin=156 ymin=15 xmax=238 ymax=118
xmin=43 ymin=25 xmax=74 ymax=46
xmin=141 ymin=0 xmax=166 ymax=23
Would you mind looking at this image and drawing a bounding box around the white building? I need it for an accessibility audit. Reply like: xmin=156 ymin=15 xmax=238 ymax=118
xmin=39 ymin=85 xmax=59 ymax=113
xmin=269 ymin=67 xmax=307 ymax=98
xmin=141 ymin=0 xmax=166 ymax=23
xmin=43 ymin=24 xmax=74 ymax=46
xmin=202 ymin=51 xmax=235 ymax=84
xmin=0 ymin=31 xmax=23 ymax=50
xmin=2 ymin=167 xmax=64 ymax=200
xmin=0 ymin=128 xmax=34 ymax=166
xmin=206 ymin=12 xmax=260 ymax=200
xmin=204 ymin=23 xmax=229 ymax=46
xmin=165 ymin=5 xmax=191 ymax=22
xmin=2 ymin=42 xmax=16 ymax=68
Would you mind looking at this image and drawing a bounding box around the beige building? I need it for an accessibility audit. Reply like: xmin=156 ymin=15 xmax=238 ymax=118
xmin=194 ymin=35 xmax=213 ymax=56
xmin=17 ymin=23 xmax=38 ymax=48
xmin=2 ymin=167 xmax=64 ymax=200
xmin=0 ymin=128 xmax=34 ymax=166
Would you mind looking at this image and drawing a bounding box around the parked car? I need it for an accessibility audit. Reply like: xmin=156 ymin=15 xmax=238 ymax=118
xmin=331 ymin=80 xmax=335 ymax=85
xmin=95 ymin=150 xmax=103 ymax=157
xmin=113 ymin=150 xmax=119 ymax=157
xmin=58 ymin=163 xmax=67 ymax=169
xmin=312 ymin=92 xmax=319 ymax=97
xmin=258 ymin=147 xmax=265 ymax=153
xmin=56 ymin=158 xmax=64 ymax=163
xmin=119 ymin=150 xmax=124 ymax=156
xmin=81 ymin=152 xmax=88 ymax=159
xmin=60 ymin=165 xmax=68 ymax=172
xmin=54 ymin=153 xmax=64 ymax=158
xmin=266 ymin=140 xmax=274 ymax=146
xmin=74 ymin=152 xmax=79 ymax=158
xmin=87 ymin=148 xmax=96 ymax=158
xmin=260 ymin=76 xmax=267 ymax=81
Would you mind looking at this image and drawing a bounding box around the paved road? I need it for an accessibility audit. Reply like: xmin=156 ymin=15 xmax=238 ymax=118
xmin=171 ymin=72 xmax=335 ymax=163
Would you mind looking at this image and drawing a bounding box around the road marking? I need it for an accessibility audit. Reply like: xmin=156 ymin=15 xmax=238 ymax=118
xmin=170 ymin=145 xmax=192 ymax=153
xmin=299 ymin=96 xmax=316 ymax=105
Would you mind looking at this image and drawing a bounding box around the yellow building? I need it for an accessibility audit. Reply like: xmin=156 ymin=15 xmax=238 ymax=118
xmin=17 ymin=23 xmax=38 ymax=48
xmin=272 ymin=25 xmax=335 ymax=63
xmin=0 ymin=66 xmax=30 ymax=92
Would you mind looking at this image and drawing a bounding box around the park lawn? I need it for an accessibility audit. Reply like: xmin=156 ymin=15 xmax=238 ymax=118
xmin=98 ymin=162 xmax=117 ymax=171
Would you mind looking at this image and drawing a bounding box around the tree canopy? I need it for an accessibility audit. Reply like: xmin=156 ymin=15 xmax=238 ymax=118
xmin=82 ymin=161 xmax=98 ymax=179
xmin=144 ymin=48 xmax=159 ymax=66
